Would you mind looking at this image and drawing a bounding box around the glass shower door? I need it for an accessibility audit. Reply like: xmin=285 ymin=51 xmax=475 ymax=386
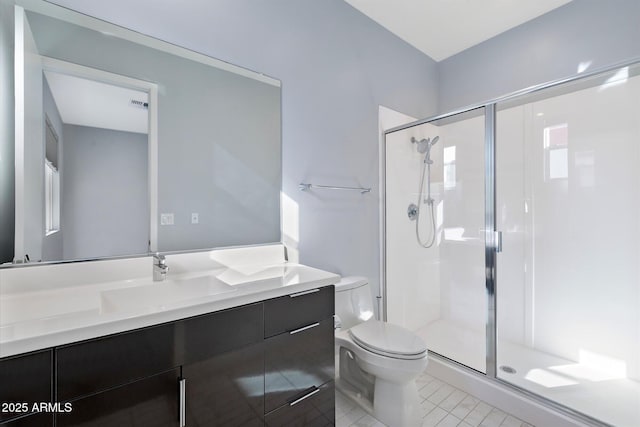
xmin=384 ymin=108 xmax=487 ymax=372
xmin=495 ymin=64 xmax=640 ymax=426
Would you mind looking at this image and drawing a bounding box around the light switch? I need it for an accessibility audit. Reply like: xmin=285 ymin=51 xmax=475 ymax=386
xmin=191 ymin=213 xmax=199 ymax=224
xmin=160 ymin=213 xmax=174 ymax=225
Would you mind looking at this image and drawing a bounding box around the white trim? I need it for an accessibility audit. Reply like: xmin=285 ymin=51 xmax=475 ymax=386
xmin=377 ymin=105 xmax=417 ymax=320
xmin=13 ymin=6 xmax=26 ymax=262
xmin=148 ymin=84 xmax=158 ymax=253
xmin=15 ymin=0 xmax=280 ymax=87
xmin=39 ymin=57 xmax=159 ymax=253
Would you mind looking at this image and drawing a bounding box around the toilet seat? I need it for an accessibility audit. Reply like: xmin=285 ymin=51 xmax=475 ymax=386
xmin=348 ymin=320 xmax=427 ymax=360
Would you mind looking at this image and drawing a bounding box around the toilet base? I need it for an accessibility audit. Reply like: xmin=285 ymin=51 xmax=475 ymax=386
xmin=373 ymin=378 xmax=422 ymax=427
xmin=336 ymin=377 xmax=374 ymax=414
xmin=335 ymin=329 xmax=427 ymax=427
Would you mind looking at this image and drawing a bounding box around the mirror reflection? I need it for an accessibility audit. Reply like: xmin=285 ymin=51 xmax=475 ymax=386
xmin=4 ymin=2 xmax=281 ymax=265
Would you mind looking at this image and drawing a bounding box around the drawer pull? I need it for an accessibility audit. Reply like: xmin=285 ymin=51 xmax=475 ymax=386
xmin=289 ymin=386 xmax=320 ymax=406
xmin=179 ymin=378 xmax=186 ymax=427
xmin=289 ymin=288 xmax=319 ymax=298
xmin=289 ymin=322 xmax=320 ymax=335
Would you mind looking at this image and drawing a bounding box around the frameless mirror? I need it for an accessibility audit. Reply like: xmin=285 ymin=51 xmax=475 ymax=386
xmin=1 ymin=0 xmax=281 ymax=265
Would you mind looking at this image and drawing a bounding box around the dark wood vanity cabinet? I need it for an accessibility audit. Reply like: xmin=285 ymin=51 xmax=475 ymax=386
xmin=0 ymin=285 xmax=335 ymax=427
xmin=0 ymin=350 xmax=52 ymax=423
xmin=53 ymin=303 xmax=265 ymax=427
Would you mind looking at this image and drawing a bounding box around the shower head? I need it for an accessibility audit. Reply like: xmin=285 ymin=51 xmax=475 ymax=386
xmin=411 ymin=137 xmax=429 ymax=153
xmin=411 ymin=136 xmax=439 ymax=154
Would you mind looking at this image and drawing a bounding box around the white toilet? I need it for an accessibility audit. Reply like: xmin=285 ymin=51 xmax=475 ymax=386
xmin=334 ymin=277 xmax=428 ymax=427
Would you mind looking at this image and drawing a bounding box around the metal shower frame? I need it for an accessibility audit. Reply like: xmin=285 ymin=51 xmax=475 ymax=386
xmin=380 ymin=56 xmax=640 ymax=427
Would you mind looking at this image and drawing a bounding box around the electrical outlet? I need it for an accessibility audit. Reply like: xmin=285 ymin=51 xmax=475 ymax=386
xmin=191 ymin=213 xmax=199 ymax=224
xmin=160 ymin=213 xmax=174 ymax=225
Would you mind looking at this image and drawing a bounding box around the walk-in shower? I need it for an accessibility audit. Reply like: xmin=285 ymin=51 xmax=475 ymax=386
xmin=383 ymin=60 xmax=640 ymax=427
xmin=408 ymin=136 xmax=439 ymax=248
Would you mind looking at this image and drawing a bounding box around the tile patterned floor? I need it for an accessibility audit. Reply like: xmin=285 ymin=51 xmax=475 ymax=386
xmin=336 ymin=371 xmax=535 ymax=427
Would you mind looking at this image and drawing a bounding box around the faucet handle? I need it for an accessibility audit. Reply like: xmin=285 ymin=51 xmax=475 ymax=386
xmin=153 ymin=252 xmax=166 ymax=265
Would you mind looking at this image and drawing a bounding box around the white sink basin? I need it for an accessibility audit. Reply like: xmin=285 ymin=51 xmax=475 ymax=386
xmin=100 ymin=275 xmax=236 ymax=314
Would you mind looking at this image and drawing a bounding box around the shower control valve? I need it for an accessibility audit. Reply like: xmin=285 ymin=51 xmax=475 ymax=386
xmin=407 ymin=203 xmax=418 ymax=221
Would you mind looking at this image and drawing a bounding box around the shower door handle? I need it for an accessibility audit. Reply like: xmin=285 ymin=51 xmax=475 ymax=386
xmin=494 ymin=231 xmax=503 ymax=253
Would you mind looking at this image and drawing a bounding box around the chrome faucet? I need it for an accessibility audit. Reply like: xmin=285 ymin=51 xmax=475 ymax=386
xmin=153 ymin=253 xmax=169 ymax=282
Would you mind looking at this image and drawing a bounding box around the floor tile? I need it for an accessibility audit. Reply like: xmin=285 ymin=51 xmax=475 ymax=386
xmin=420 ymin=378 xmax=445 ymax=399
xmin=335 ymin=370 xmax=535 ymax=427
xmin=451 ymin=395 xmax=480 ymax=420
xmin=500 ymin=415 xmax=526 ymax=427
xmin=463 ymin=401 xmax=493 ymax=427
xmin=435 ymin=414 xmax=461 ymax=427
xmin=338 ymin=406 xmax=367 ymax=426
xmin=422 ymin=406 xmax=448 ymax=427
xmin=349 ymin=413 xmax=386 ymax=427
xmin=480 ymin=408 xmax=507 ymax=427
xmin=421 ymin=399 xmax=437 ymax=417
xmin=427 ymin=383 xmax=455 ymax=405
xmin=439 ymin=388 xmax=467 ymax=412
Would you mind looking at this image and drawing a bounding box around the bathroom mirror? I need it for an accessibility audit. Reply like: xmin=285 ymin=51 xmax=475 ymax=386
xmin=1 ymin=0 xmax=281 ymax=265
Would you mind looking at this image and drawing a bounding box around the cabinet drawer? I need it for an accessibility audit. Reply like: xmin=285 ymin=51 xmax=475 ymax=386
xmin=0 ymin=350 xmax=52 ymax=422
xmin=264 ymin=285 xmax=334 ymax=337
xmin=56 ymin=368 xmax=180 ymax=427
xmin=180 ymin=302 xmax=263 ymax=365
xmin=265 ymin=381 xmax=335 ymax=427
xmin=265 ymin=318 xmax=334 ymax=413
xmin=56 ymin=322 xmax=177 ymax=402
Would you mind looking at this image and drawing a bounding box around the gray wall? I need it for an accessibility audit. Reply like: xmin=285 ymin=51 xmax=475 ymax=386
xmin=438 ymin=0 xmax=640 ymax=112
xmin=41 ymin=77 xmax=63 ymax=261
xmin=0 ymin=0 xmax=14 ymax=264
xmin=49 ymin=0 xmax=439 ymax=294
xmin=62 ymin=125 xmax=148 ymax=260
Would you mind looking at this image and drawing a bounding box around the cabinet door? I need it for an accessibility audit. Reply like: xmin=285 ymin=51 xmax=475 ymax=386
xmin=0 ymin=413 xmax=53 ymax=427
xmin=265 ymin=381 xmax=334 ymax=427
xmin=182 ymin=303 xmax=264 ymax=426
xmin=56 ymin=369 xmax=180 ymax=427
xmin=184 ymin=342 xmax=264 ymax=426
xmin=0 ymin=350 xmax=52 ymax=422
xmin=265 ymin=318 xmax=334 ymax=413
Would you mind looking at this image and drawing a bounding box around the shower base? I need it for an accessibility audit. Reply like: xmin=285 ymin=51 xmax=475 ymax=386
xmin=417 ymin=319 xmax=640 ymax=427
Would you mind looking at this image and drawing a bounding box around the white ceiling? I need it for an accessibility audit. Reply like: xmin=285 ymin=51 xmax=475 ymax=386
xmin=345 ymin=0 xmax=572 ymax=62
xmin=44 ymin=71 xmax=149 ymax=134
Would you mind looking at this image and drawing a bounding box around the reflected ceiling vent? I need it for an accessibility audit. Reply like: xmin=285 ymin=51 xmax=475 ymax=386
xmin=130 ymin=99 xmax=149 ymax=109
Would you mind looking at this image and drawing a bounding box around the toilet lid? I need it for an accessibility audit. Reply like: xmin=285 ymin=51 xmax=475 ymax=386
xmin=348 ymin=320 xmax=427 ymax=360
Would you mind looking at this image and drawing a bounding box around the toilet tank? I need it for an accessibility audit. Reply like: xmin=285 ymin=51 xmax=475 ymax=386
xmin=335 ymin=276 xmax=374 ymax=330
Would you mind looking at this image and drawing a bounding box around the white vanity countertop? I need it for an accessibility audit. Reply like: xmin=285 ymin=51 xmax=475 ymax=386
xmin=0 ymin=262 xmax=340 ymax=358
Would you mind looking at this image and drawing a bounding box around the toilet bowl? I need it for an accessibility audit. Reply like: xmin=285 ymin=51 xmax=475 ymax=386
xmin=334 ymin=277 xmax=428 ymax=427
